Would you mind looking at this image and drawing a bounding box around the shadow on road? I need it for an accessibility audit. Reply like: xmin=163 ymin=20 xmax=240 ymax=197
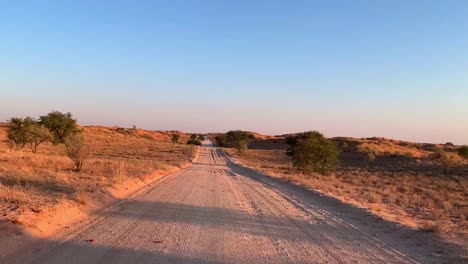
xmin=5 ymin=237 xmax=224 ymax=264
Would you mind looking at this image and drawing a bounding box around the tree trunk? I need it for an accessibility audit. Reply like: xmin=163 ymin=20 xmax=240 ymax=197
xmin=30 ymin=142 xmax=36 ymax=154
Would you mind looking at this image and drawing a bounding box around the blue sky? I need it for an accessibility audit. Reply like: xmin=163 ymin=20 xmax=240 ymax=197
xmin=1 ymin=1 xmax=467 ymax=144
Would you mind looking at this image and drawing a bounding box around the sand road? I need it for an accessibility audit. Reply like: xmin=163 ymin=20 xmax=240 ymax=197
xmin=4 ymin=142 xmax=459 ymax=263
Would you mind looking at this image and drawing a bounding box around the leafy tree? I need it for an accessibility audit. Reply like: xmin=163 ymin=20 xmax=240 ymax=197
xmin=186 ymin=139 xmax=202 ymax=146
xmin=214 ymin=134 xmax=227 ymax=147
xmin=287 ymin=131 xmax=339 ymax=176
xmin=285 ymin=135 xmax=299 ymax=156
xmin=458 ymin=145 xmax=468 ymax=159
xmin=197 ymin=134 xmax=206 ymax=141
xmin=226 ymin=130 xmax=254 ymax=154
xmin=7 ymin=117 xmax=29 ymax=149
xmin=28 ymin=124 xmax=52 ymax=153
xmin=64 ymin=133 xmax=91 ymax=172
xmin=190 ymin=134 xmax=198 ymax=140
xmin=7 ymin=117 xmax=53 ymax=153
xmin=7 ymin=117 xmax=37 ymax=149
xmin=171 ymin=134 xmax=180 ymax=144
xmin=39 ymin=111 xmax=78 ymax=144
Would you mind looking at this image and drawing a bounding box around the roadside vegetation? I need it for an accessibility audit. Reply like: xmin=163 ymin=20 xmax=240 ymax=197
xmin=223 ymin=132 xmax=468 ymax=237
xmin=286 ymin=131 xmax=339 ymax=176
xmin=214 ymin=130 xmax=254 ymax=154
xmin=171 ymin=134 xmax=180 ymax=144
xmin=0 ymin=112 xmax=198 ymax=225
xmin=186 ymin=133 xmax=204 ymax=146
xmin=459 ymin=145 xmax=468 ymax=160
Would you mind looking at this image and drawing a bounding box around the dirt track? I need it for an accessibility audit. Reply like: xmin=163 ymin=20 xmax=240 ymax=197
xmin=3 ymin=143 xmax=462 ymax=263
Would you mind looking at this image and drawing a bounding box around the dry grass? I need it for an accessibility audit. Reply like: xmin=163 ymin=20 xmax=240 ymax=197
xmin=226 ymin=145 xmax=468 ymax=236
xmin=0 ymin=124 xmax=196 ymax=220
xmin=356 ymin=141 xmax=427 ymax=158
xmin=74 ymin=190 xmax=90 ymax=205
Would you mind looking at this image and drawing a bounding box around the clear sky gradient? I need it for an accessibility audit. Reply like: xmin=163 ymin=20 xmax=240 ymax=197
xmin=1 ymin=1 xmax=467 ymax=144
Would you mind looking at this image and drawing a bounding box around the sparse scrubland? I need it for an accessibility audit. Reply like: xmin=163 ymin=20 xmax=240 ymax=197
xmin=2 ymin=112 xmax=466 ymax=248
xmin=0 ymin=113 xmax=198 ymax=229
xmin=223 ymin=133 xmax=468 ymax=238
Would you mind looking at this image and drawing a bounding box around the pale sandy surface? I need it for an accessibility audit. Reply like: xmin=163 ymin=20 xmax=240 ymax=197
xmin=1 ymin=142 xmax=463 ymax=263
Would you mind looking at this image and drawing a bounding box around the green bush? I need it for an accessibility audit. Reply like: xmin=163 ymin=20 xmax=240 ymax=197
xmin=214 ymin=134 xmax=227 ymax=147
xmin=458 ymin=145 xmax=468 ymax=159
xmin=171 ymin=134 xmax=180 ymax=144
xmin=7 ymin=117 xmax=35 ymax=149
xmin=28 ymin=124 xmax=52 ymax=153
xmin=287 ymin=131 xmax=339 ymax=176
xmin=40 ymin=111 xmax=78 ymax=144
xmin=226 ymin=130 xmax=254 ymax=154
xmin=7 ymin=117 xmax=52 ymax=153
xmin=186 ymin=139 xmax=202 ymax=146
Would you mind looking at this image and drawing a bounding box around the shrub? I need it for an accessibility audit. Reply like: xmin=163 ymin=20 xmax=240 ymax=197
xmin=190 ymin=134 xmax=198 ymax=140
xmin=365 ymin=192 xmax=382 ymax=203
xmin=112 ymin=160 xmax=127 ymax=183
xmin=287 ymin=131 xmax=339 ymax=176
xmin=226 ymin=130 xmax=254 ymax=154
xmin=39 ymin=111 xmax=78 ymax=144
xmin=431 ymin=148 xmax=444 ymax=159
xmin=7 ymin=117 xmax=52 ymax=153
xmin=171 ymin=134 xmax=180 ymax=144
xmin=214 ymin=134 xmax=227 ymax=147
xmin=357 ymin=143 xmax=380 ymax=158
xmin=28 ymin=124 xmax=52 ymax=153
xmin=187 ymin=144 xmax=199 ymax=159
xmin=64 ymin=133 xmax=91 ymax=172
xmin=186 ymin=139 xmax=202 ymax=146
xmin=116 ymin=127 xmax=133 ymax=136
xmin=7 ymin=117 xmax=36 ymax=149
xmin=197 ymin=134 xmax=206 ymax=141
xmin=458 ymin=145 xmax=468 ymax=159
xmin=434 ymin=148 xmax=455 ymax=173
xmin=367 ymin=152 xmax=376 ymax=162
xmin=420 ymin=221 xmax=442 ymax=233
